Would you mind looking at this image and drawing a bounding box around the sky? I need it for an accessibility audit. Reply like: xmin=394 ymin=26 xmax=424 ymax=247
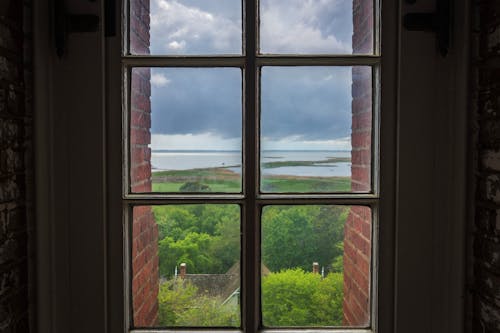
xmin=145 ymin=0 xmax=367 ymax=151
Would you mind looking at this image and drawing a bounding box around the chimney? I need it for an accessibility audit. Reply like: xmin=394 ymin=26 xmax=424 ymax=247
xmin=180 ymin=263 xmax=187 ymax=279
xmin=312 ymin=262 xmax=319 ymax=274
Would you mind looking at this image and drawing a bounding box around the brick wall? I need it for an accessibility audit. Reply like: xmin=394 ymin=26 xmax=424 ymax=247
xmin=0 ymin=0 xmax=34 ymax=332
xmin=470 ymin=1 xmax=500 ymax=331
xmin=342 ymin=0 xmax=373 ymax=326
xmin=129 ymin=0 xmax=159 ymax=327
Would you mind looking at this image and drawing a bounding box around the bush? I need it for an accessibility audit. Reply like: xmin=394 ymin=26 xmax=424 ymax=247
xmin=179 ymin=182 xmax=211 ymax=192
xmin=262 ymin=269 xmax=344 ymax=326
xmin=158 ymin=278 xmax=239 ymax=327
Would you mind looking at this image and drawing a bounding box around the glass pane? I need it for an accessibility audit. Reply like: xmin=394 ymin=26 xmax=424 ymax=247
xmin=261 ymin=205 xmax=371 ymax=327
xmin=130 ymin=68 xmax=242 ymax=193
xmin=259 ymin=0 xmax=374 ymax=54
xmin=129 ymin=0 xmax=242 ymax=55
xmin=260 ymin=66 xmax=372 ymax=193
xmin=131 ymin=204 xmax=241 ymax=328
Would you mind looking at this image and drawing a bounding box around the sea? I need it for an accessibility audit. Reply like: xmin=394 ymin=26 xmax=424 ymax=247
xmin=151 ymin=150 xmax=351 ymax=177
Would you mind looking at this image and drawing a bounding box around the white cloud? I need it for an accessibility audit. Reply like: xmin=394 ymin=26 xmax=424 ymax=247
xmin=151 ymin=0 xmax=241 ymax=54
xmin=151 ymin=73 xmax=171 ymax=87
xmin=262 ymin=135 xmax=352 ymax=151
xmin=151 ymin=133 xmax=351 ymax=151
xmin=151 ymin=133 xmax=241 ymax=150
xmin=168 ymin=40 xmax=186 ymax=51
xmin=260 ymin=0 xmax=351 ymax=54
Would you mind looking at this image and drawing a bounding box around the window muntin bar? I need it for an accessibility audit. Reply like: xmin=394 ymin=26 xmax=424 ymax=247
xmin=124 ymin=0 xmax=380 ymax=330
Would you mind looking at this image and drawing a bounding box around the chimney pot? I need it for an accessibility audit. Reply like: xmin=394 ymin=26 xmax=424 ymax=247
xmin=180 ymin=263 xmax=187 ymax=279
xmin=313 ymin=262 xmax=319 ymax=274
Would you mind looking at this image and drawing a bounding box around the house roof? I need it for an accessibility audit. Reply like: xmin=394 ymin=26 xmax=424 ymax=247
xmin=182 ymin=261 xmax=270 ymax=300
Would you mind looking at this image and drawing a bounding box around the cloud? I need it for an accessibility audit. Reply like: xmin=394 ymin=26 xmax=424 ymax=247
xmin=262 ymin=136 xmax=352 ymax=151
xmin=151 ymin=73 xmax=171 ymax=87
xmin=151 ymin=133 xmax=351 ymax=151
xmin=260 ymin=66 xmax=356 ymax=141
xmin=260 ymin=0 xmax=353 ymax=54
xmin=150 ymin=0 xmax=241 ymax=54
xmin=168 ymin=40 xmax=186 ymax=51
xmin=151 ymin=133 xmax=241 ymax=150
xmin=150 ymin=68 xmax=242 ymax=138
xmin=147 ymin=0 xmax=363 ymax=148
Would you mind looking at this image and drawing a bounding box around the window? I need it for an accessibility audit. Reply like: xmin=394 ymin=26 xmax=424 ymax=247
xmin=124 ymin=0 xmax=379 ymax=331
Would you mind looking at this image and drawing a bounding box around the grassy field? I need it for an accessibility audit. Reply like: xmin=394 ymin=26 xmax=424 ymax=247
xmin=261 ymin=157 xmax=351 ymax=169
xmin=152 ymin=165 xmax=351 ymax=193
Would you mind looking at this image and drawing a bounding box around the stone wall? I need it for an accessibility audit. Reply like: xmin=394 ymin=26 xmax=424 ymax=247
xmin=0 ymin=0 xmax=34 ymax=332
xmin=470 ymin=1 xmax=500 ymax=331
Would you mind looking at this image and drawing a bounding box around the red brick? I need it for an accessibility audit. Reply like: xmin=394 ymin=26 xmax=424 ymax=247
xmin=351 ymin=95 xmax=372 ymax=114
xmin=352 ymin=110 xmax=372 ymax=131
xmin=352 ymin=149 xmax=371 ymax=168
xmin=131 ymin=97 xmax=152 ymax=117
xmin=131 ymin=75 xmax=151 ymax=97
xmin=130 ymin=128 xmax=151 ymax=145
xmin=351 ymin=130 xmax=372 ymax=149
xmin=351 ymin=165 xmax=370 ymax=186
xmin=131 ymin=182 xmax=152 ymax=192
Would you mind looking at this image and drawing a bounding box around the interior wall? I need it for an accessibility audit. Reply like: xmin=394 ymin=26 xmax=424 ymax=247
xmin=470 ymin=0 xmax=500 ymax=331
xmin=0 ymin=0 xmax=34 ymax=332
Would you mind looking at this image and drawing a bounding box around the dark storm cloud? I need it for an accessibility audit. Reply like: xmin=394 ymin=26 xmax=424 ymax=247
xmin=261 ymin=67 xmax=353 ymax=141
xmin=150 ymin=68 xmax=242 ymax=138
xmin=150 ymin=67 xmax=360 ymax=141
xmin=148 ymin=0 xmax=361 ymax=141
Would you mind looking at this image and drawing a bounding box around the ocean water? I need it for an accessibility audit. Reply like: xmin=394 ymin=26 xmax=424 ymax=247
xmin=152 ymin=150 xmax=352 ymax=177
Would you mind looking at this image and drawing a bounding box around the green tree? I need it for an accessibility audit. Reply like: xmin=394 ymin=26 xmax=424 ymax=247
xmin=262 ymin=206 xmax=319 ymax=272
xmin=158 ymin=232 xmax=215 ymax=276
xmin=313 ymin=206 xmax=348 ymax=273
xmin=154 ymin=205 xmax=241 ymax=277
xmin=262 ymin=205 xmax=348 ymax=274
xmin=155 ymin=206 xmax=197 ymax=240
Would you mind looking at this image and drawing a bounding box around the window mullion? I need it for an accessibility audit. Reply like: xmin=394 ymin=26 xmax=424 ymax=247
xmin=243 ymin=0 xmax=259 ymax=332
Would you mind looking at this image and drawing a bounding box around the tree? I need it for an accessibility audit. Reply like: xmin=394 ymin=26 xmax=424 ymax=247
xmin=158 ymin=232 xmax=215 ymax=276
xmin=262 ymin=205 xmax=348 ymax=274
xmin=154 ymin=205 xmax=241 ymax=277
xmin=262 ymin=206 xmax=319 ymax=272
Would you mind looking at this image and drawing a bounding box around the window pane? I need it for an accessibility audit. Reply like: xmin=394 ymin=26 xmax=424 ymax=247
xmin=130 ymin=68 xmax=242 ymax=193
xmin=261 ymin=205 xmax=371 ymax=327
xmin=260 ymin=66 xmax=372 ymax=193
xmin=129 ymin=0 xmax=242 ymax=55
xmin=259 ymin=0 xmax=374 ymax=54
xmin=131 ymin=204 xmax=241 ymax=328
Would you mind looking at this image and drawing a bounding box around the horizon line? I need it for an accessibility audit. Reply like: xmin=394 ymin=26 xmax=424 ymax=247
xmin=151 ymin=149 xmax=352 ymax=152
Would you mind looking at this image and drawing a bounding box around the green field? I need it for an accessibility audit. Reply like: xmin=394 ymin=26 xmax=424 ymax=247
xmin=152 ymin=165 xmax=351 ymax=193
